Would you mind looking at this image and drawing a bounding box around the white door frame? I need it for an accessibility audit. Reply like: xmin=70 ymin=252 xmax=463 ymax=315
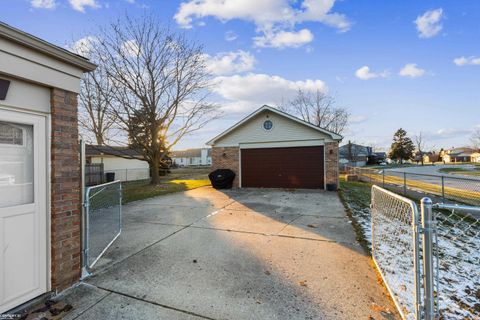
xmin=0 ymin=106 xmax=50 ymax=313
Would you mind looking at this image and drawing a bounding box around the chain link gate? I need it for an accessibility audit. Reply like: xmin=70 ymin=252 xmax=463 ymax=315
xmin=81 ymin=180 xmax=122 ymax=278
xmin=371 ymin=185 xmax=422 ymax=319
xmin=371 ymin=185 xmax=480 ymax=320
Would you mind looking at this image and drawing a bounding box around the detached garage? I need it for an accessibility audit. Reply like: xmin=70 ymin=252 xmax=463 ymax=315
xmin=207 ymin=105 xmax=342 ymax=189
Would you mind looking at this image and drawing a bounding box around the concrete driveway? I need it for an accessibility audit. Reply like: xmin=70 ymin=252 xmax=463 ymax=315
xmin=56 ymin=187 xmax=398 ymax=320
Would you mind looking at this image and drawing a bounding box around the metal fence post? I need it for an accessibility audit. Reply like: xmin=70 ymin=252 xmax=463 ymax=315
xmin=421 ymin=197 xmax=436 ymax=320
xmin=382 ymin=170 xmax=385 ymax=187
xmin=412 ymin=201 xmax=422 ymax=320
xmin=119 ymin=182 xmax=123 ymax=232
xmin=81 ymin=188 xmax=91 ymax=279
xmin=403 ymin=172 xmax=407 ymax=195
xmin=80 ymin=140 xmax=90 ymax=279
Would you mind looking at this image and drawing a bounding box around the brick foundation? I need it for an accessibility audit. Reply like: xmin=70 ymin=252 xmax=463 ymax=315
xmin=325 ymin=141 xmax=339 ymax=187
xmin=50 ymin=88 xmax=81 ymax=292
xmin=211 ymin=147 xmax=240 ymax=187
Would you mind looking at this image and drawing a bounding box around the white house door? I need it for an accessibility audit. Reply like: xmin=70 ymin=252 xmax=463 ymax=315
xmin=0 ymin=108 xmax=47 ymax=313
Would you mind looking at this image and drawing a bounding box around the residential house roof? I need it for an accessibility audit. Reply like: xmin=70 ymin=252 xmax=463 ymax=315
xmin=86 ymin=145 xmax=143 ymax=158
xmin=447 ymin=147 xmax=478 ymax=157
xmin=206 ymin=105 xmax=343 ymax=146
xmin=339 ymin=143 xmax=373 ymax=158
xmin=374 ymin=152 xmax=387 ymax=158
xmin=0 ymin=22 xmax=96 ymax=72
xmin=171 ymin=148 xmax=211 ymax=158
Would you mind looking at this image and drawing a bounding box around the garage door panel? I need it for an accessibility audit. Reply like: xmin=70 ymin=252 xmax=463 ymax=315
xmin=241 ymin=146 xmax=324 ymax=189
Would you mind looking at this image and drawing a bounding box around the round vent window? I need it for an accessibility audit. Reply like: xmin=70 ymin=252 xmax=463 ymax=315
xmin=263 ymin=120 xmax=273 ymax=131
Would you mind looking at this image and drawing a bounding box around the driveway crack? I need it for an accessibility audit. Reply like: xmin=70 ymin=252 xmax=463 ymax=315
xmin=275 ymin=214 xmax=303 ymax=235
xmin=92 ymin=285 xmax=218 ymax=320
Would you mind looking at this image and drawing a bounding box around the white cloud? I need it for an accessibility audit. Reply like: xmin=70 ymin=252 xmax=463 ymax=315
xmin=415 ymin=8 xmax=443 ymax=38
xmin=203 ymin=50 xmax=256 ymax=75
xmin=355 ymin=66 xmax=389 ymax=80
xmin=225 ymin=31 xmax=237 ymax=42
xmin=69 ymin=0 xmax=100 ymax=12
xmin=31 ymin=0 xmax=56 ymax=9
xmin=67 ymin=36 xmax=98 ymax=57
xmin=174 ymin=0 xmax=350 ymax=48
xmin=399 ymin=63 xmax=426 ymax=78
xmin=212 ymin=73 xmax=327 ymax=112
xmin=427 ymin=128 xmax=471 ymax=140
xmin=253 ymin=29 xmax=314 ymax=48
xmin=453 ymin=56 xmax=480 ymax=66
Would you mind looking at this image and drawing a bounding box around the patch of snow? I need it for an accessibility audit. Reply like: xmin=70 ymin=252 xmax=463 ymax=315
xmin=346 ymin=195 xmax=479 ymax=319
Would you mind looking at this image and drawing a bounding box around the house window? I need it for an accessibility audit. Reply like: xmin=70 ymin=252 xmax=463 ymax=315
xmin=0 ymin=122 xmax=24 ymax=145
xmin=263 ymin=120 xmax=273 ymax=131
xmin=190 ymin=158 xmax=193 ymax=164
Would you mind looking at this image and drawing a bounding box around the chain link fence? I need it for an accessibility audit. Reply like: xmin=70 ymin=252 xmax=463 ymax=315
xmin=348 ymin=166 xmax=480 ymax=206
xmin=371 ymin=185 xmax=421 ymax=319
xmin=82 ymin=180 xmax=122 ymax=275
xmin=431 ymin=203 xmax=480 ymax=319
xmin=371 ymin=185 xmax=480 ymax=320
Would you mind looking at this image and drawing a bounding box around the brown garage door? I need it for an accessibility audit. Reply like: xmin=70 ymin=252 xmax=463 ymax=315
xmin=241 ymin=146 xmax=324 ymax=189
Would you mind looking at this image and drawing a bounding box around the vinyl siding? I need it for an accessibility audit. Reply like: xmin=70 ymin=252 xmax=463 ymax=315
xmin=213 ymin=110 xmax=334 ymax=147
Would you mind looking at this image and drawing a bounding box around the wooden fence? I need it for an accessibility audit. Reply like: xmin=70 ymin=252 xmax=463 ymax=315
xmin=85 ymin=163 xmax=104 ymax=186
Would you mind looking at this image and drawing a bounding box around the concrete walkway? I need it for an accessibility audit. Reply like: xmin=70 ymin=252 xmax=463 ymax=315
xmin=56 ymin=187 xmax=399 ymax=320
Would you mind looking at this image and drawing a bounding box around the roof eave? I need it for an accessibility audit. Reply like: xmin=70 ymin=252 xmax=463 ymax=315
xmin=0 ymin=22 xmax=96 ymax=72
xmin=207 ymin=105 xmax=343 ymax=145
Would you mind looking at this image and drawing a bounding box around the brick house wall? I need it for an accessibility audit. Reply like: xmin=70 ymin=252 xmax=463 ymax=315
xmin=211 ymin=147 xmax=240 ymax=188
xmin=50 ymin=88 xmax=82 ymax=292
xmin=325 ymin=141 xmax=339 ymax=187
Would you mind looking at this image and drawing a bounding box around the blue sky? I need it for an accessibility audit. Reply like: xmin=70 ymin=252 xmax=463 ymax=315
xmin=2 ymin=0 xmax=479 ymax=151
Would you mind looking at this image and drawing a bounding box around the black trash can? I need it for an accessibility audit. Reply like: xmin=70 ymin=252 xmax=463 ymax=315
xmin=208 ymin=169 xmax=236 ymax=189
xmin=326 ymin=183 xmax=337 ymax=191
xmin=105 ymin=172 xmax=115 ymax=182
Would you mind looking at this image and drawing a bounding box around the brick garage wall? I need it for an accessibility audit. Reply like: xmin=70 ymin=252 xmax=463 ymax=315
xmin=50 ymin=88 xmax=81 ymax=292
xmin=325 ymin=141 xmax=339 ymax=187
xmin=211 ymin=147 xmax=240 ymax=188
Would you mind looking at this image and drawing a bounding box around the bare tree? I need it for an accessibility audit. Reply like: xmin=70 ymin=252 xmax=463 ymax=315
xmin=279 ymin=90 xmax=349 ymax=135
xmin=93 ymin=15 xmax=219 ymax=184
xmin=78 ymin=65 xmax=118 ymax=145
xmin=471 ymin=128 xmax=480 ymax=149
xmin=414 ymin=132 xmax=426 ymax=165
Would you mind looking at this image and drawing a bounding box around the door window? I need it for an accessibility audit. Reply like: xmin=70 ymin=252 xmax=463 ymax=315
xmin=0 ymin=121 xmax=34 ymax=208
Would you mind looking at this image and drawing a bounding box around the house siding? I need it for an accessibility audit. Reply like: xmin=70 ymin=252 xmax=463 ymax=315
xmin=214 ymin=110 xmax=334 ymax=146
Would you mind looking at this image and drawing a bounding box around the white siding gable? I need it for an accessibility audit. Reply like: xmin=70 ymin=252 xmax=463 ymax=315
xmin=213 ymin=110 xmax=334 ymax=147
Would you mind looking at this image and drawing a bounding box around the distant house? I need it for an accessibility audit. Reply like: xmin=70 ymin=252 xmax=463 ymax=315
xmin=86 ymin=145 xmax=150 ymax=181
xmin=471 ymin=152 xmax=480 ymax=163
xmin=171 ymin=148 xmax=212 ymax=166
xmin=443 ymin=147 xmax=478 ymax=163
xmin=339 ymin=142 xmax=373 ymax=167
xmin=371 ymin=152 xmax=387 ymax=164
xmin=422 ymin=152 xmax=439 ymax=163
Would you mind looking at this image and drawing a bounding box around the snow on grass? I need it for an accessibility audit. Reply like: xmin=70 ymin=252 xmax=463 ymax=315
xmin=340 ymin=178 xmax=480 ymax=320
xmin=434 ymin=211 xmax=480 ymax=319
